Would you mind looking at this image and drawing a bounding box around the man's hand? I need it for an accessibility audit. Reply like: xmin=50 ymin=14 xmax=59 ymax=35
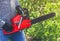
xmin=2 ymin=23 xmax=13 ymax=32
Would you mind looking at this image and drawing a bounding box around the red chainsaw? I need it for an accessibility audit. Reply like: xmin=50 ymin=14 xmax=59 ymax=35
xmin=3 ymin=6 xmax=56 ymax=34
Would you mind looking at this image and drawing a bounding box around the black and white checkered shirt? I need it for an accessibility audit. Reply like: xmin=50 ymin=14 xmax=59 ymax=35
xmin=0 ymin=0 xmax=20 ymax=29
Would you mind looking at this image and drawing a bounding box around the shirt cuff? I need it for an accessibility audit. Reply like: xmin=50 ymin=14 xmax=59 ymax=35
xmin=0 ymin=19 xmax=5 ymax=28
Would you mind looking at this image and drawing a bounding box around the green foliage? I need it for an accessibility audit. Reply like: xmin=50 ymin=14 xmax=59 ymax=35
xmin=19 ymin=0 xmax=60 ymax=41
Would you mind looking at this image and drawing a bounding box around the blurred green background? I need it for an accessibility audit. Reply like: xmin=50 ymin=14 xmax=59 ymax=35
xmin=19 ymin=0 xmax=60 ymax=41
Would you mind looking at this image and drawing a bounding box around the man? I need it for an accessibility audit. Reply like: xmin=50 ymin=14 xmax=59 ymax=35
xmin=0 ymin=0 xmax=26 ymax=41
